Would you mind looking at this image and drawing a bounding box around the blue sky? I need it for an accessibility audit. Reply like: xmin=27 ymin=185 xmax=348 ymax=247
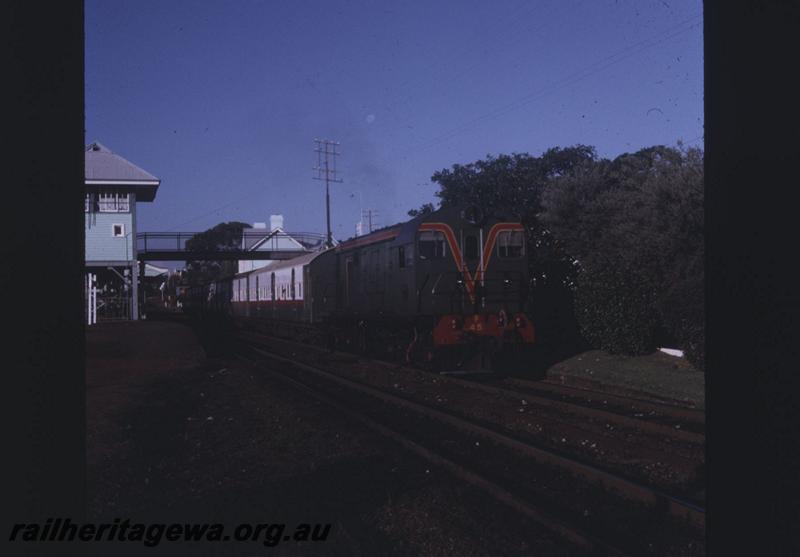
xmin=86 ymin=0 xmax=703 ymax=240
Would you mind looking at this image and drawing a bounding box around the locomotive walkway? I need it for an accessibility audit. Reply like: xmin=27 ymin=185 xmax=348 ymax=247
xmin=135 ymin=231 xmax=327 ymax=261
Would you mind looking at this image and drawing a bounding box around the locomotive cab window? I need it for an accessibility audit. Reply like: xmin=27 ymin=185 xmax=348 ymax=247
xmin=418 ymin=231 xmax=446 ymax=259
xmin=497 ymin=230 xmax=524 ymax=258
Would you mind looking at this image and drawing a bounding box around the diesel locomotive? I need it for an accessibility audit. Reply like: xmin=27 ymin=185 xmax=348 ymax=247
xmin=185 ymin=205 xmax=535 ymax=371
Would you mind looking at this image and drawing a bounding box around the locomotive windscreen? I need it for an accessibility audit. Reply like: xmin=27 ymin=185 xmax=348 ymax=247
xmin=418 ymin=230 xmax=447 ymax=259
xmin=497 ymin=230 xmax=525 ymax=258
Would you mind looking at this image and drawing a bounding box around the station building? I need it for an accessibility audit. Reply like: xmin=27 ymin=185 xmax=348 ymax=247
xmin=237 ymin=215 xmax=307 ymax=274
xmin=85 ymin=142 xmax=160 ymax=321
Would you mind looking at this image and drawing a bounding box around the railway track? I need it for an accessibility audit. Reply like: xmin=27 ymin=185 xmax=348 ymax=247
xmin=505 ymin=377 xmax=704 ymax=432
xmin=236 ymin=337 xmax=704 ymax=556
xmin=237 ymin=317 xmax=703 ymax=433
xmin=235 ymin=351 xmax=620 ymax=556
xmin=236 ymin=326 xmax=704 ymax=495
xmin=458 ymin=375 xmax=705 ymax=442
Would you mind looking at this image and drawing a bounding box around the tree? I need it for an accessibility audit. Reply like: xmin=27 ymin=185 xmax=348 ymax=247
xmin=184 ymin=221 xmax=252 ymax=285
xmin=541 ymin=145 xmax=704 ymax=365
xmin=429 ymin=146 xmax=597 ymax=226
xmin=573 ymin=255 xmax=662 ymax=354
xmin=407 ymin=202 xmax=436 ymax=217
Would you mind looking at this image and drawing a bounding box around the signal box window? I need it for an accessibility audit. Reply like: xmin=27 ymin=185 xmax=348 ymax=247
xmin=98 ymin=192 xmax=130 ymax=212
xmin=497 ymin=230 xmax=524 ymax=258
xmin=418 ymin=231 xmax=446 ymax=259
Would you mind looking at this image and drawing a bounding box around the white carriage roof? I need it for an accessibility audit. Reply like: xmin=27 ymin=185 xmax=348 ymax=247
xmin=237 ymin=248 xmax=332 ymax=277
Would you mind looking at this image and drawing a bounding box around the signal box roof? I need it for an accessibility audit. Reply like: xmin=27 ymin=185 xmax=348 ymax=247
xmin=85 ymin=142 xmax=161 ymax=201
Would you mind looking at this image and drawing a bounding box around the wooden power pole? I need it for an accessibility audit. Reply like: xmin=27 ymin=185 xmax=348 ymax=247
xmin=313 ymin=139 xmax=342 ymax=248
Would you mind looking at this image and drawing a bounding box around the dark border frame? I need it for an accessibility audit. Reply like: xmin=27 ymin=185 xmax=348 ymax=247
xmin=5 ymin=1 xmax=800 ymax=555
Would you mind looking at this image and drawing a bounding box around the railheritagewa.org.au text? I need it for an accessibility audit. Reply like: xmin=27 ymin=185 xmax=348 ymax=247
xmin=9 ymin=518 xmax=331 ymax=547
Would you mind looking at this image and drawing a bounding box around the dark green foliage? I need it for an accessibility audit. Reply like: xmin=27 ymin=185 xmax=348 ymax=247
xmin=574 ymin=257 xmax=661 ymax=355
xmin=185 ymin=221 xmax=251 ymax=284
xmin=524 ymin=229 xmax=587 ymax=358
xmin=407 ymin=202 xmax=436 ymax=217
xmin=659 ymin=248 xmax=705 ymax=369
xmin=431 ymin=146 xmax=597 ymax=225
xmin=542 ymin=144 xmax=704 ymax=367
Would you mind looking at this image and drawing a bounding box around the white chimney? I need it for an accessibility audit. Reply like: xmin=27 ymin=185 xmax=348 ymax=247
xmin=253 ymin=222 xmax=267 ymax=229
xmin=270 ymin=214 xmax=284 ymax=231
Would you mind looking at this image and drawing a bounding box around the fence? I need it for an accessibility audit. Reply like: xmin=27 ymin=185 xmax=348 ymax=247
xmin=85 ymin=273 xmax=97 ymax=325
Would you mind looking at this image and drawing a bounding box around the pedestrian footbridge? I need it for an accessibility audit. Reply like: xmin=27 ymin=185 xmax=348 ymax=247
xmin=136 ymin=231 xmax=327 ymax=261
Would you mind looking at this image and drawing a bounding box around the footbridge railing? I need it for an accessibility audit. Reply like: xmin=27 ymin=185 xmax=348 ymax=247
xmin=136 ymin=231 xmax=328 ymax=261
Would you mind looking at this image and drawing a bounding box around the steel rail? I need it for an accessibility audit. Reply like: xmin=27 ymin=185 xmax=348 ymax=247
xmin=243 ymin=343 xmax=705 ymax=531
xmin=451 ymin=376 xmax=705 ymax=444
xmin=237 ymin=326 xmax=704 ymax=443
xmin=520 ymin=378 xmax=705 ymax=423
xmin=239 ymin=330 xmax=703 ymax=482
xmin=237 ymin=350 xmax=630 ymax=557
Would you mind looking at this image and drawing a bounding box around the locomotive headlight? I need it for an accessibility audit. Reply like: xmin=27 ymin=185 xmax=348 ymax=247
xmin=515 ymin=315 xmax=526 ymax=328
xmin=451 ymin=317 xmax=462 ymax=330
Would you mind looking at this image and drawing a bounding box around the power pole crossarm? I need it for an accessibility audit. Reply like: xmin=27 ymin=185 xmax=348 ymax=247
xmin=361 ymin=208 xmax=379 ymax=233
xmin=312 ymin=139 xmax=343 ymax=248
